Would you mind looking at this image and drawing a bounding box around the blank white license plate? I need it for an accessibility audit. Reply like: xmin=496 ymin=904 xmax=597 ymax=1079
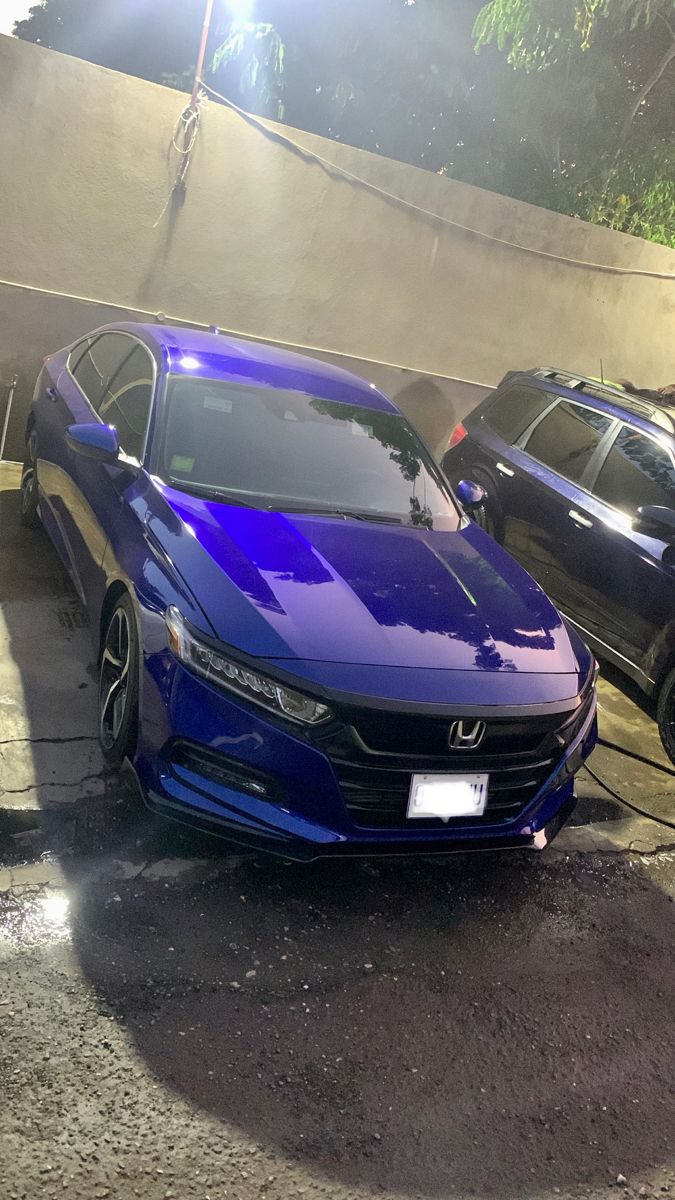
xmin=407 ymin=773 xmax=489 ymax=821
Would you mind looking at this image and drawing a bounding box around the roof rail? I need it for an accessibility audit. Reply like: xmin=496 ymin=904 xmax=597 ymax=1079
xmin=531 ymin=367 xmax=675 ymax=434
xmin=534 ymin=367 xmax=626 ymax=395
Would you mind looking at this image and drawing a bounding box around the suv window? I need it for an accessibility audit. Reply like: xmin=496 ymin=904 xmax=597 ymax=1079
xmin=593 ymin=426 xmax=675 ymax=514
xmin=99 ymin=345 xmax=154 ymax=460
xmin=523 ymin=399 xmax=613 ymax=485
xmin=484 ymin=385 xmax=554 ymax=444
xmin=71 ymin=333 xmax=139 ymax=413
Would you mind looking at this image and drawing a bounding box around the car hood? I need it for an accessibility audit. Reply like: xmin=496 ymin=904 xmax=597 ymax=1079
xmin=145 ymin=486 xmax=580 ymax=679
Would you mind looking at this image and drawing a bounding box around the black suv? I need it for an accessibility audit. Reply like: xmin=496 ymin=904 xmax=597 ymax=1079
xmin=441 ymin=368 xmax=675 ymax=761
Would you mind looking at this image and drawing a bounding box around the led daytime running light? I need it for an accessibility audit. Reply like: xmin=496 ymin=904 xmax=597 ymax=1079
xmin=165 ymin=607 xmax=332 ymax=726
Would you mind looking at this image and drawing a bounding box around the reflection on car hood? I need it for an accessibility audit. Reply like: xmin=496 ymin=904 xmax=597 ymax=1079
xmin=148 ymin=487 xmax=579 ymax=675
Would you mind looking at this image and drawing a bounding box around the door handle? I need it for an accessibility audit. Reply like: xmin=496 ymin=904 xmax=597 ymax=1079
xmin=46 ymin=387 xmax=57 ymax=400
xmin=496 ymin=461 xmax=515 ymax=478
xmin=568 ymin=509 xmax=593 ymax=529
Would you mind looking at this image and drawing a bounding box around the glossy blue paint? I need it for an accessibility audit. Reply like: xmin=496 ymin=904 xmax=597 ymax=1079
xmin=26 ymin=323 xmax=598 ymax=857
xmin=455 ymin=479 xmax=486 ymax=511
xmin=65 ymin=422 xmax=120 ymax=462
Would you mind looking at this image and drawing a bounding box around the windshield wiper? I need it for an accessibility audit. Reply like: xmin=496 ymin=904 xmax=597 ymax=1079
xmin=166 ymin=479 xmax=257 ymax=507
xmin=275 ymin=505 xmax=403 ymax=525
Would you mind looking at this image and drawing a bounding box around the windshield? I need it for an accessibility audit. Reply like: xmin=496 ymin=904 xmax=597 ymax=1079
xmin=159 ymin=377 xmax=461 ymax=530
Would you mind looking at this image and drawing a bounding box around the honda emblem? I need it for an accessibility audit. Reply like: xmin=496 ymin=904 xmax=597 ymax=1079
xmin=448 ymin=719 xmax=487 ymax=751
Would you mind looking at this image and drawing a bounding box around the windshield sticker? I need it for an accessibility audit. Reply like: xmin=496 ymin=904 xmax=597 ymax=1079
xmin=203 ymin=394 xmax=233 ymax=413
xmin=170 ymin=455 xmax=195 ymax=473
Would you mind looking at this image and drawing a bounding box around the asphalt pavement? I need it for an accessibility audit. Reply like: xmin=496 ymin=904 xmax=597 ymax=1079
xmin=1 ymin=460 xmax=674 ymax=1200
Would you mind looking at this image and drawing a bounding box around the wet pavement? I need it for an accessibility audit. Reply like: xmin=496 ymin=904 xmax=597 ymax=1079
xmin=1 ymin=461 xmax=674 ymax=1200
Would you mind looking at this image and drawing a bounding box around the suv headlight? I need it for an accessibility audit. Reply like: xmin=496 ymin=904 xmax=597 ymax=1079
xmin=165 ymin=607 xmax=332 ymax=726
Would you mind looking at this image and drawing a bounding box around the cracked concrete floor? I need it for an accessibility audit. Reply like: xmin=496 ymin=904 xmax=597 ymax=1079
xmin=1 ymin=461 xmax=674 ymax=1200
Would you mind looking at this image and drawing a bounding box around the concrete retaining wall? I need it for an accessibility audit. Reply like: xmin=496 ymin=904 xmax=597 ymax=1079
xmin=1 ymin=33 xmax=673 ymax=461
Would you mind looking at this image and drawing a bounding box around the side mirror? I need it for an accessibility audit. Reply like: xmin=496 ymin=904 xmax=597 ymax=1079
xmin=66 ymin=423 xmax=120 ymax=464
xmin=634 ymin=505 xmax=675 ymax=540
xmin=456 ymin=479 xmax=486 ymax=512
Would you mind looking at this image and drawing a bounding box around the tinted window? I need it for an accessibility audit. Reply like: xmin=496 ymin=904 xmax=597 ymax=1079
xmin=71 ymin=333 xmax=138 ymax=412
xmin=160 ymin=378 xmax=460 ymax=529
xmin=524 ymin=400 xmax=613 ymax=484
xmin=593 ymin=426 xmax=675 ymax=514
xmin=99 ymin=345 xmax=153 ymax=459
xmin=484 ymin=385 xmax=554 ymax=444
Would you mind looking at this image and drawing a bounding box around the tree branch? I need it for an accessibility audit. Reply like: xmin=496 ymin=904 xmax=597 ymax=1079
xmin=617 ymin=29 xmax=675 ymax=149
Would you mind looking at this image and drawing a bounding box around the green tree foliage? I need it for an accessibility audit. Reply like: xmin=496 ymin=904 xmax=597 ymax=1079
xmin=473 ymin=0 xmax=675 ymax=244
xmin=473 ymin=0 xmax=674 ymax=66
xmin=12 ymin=0 xmax=675 ymax=246
xmin=12 ymin=0 xmax=206 ymax=83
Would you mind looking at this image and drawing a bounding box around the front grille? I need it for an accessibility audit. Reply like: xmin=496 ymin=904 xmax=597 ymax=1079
xmin=313 ymin=689 xmax=593 ymax=831
xmin=334 ymin=758 xmax=554 ymax=828
xmin=334 ymin=705 xmax=571 ymax=759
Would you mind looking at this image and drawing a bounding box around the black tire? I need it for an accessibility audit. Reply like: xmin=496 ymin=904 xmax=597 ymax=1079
xmin=471 ymin=476 xmax=503 ymax=542
xmin=99 ymin=593 xmax=139 ymax=769
xmin=20 ymin=428 xmax=41 ymax=529
xmin=656 ymin=666 xmax=675 ymax=765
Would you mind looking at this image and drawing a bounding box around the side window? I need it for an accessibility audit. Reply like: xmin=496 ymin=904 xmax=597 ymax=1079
xmin=593 ymin=426 xmax=675 ymax=514
xmin=483 ymin=386 xmax=555 ymax=445
xmin=99 ymin=345 xmax=154 ymax=460
xmin=523 ymin=400 xmax=613 ymax=485
xmin=71 ymin=333 xmax=138 ymax=413
xmin=67 ymin=338 xmax=94 ymax=377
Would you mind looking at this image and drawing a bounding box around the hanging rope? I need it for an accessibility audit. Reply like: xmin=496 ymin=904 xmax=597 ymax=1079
xmin=154 ymin=95 xmax=205 ymax=228
xmin=201 ymin=81 xmax=675 ymax=282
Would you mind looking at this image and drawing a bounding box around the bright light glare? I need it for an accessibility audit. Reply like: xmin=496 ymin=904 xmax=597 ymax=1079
xmin=41 ymin=893 xmax=70 ymax=926
xmin=227 ymin=0 xmax=253 ymax=22
xmin=180 ymin=356 xmax=201 ymax=370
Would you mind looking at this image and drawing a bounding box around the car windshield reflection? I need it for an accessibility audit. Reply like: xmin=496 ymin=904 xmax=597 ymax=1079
xmin=160 ymin=378 xmax=460 ymax=531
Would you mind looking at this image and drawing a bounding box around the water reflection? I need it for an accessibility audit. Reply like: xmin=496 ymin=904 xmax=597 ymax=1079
xmin=0 ymin=887 xmax=71 ymax=946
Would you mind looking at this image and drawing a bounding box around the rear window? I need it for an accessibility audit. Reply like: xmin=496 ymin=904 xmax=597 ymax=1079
xmin=523 ymin=400 xmax=613 ymax=485
xmin=484 ymin=385 xmax=554 ymax=444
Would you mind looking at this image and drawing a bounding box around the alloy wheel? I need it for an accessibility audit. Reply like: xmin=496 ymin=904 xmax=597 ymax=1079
xmin=20 ymin=432 xmax=38 ymax=518
xmin=99 ymin=607 xmax=132 ymax=752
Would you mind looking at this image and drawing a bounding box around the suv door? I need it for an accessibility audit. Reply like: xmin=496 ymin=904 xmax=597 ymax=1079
xmin=554 ymin=423 xmax=675 ymax=683
xmin=449 ymin=383 xmax=556 ymax=539
xmin=499 ymin=397 xmax=616 ymax=606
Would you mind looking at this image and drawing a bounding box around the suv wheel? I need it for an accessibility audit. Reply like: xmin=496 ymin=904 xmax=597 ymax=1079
xmin=656 ymin=666 xmax=675 ymax=765
xmin=472 ymin=476 xmax=503 ymax=542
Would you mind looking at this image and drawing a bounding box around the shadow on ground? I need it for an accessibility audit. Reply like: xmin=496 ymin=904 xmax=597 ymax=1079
xmin=62 ymin=843 xmax=675 ymax=1197
xmin=2 ymin=468 xmax=674 ymax=1198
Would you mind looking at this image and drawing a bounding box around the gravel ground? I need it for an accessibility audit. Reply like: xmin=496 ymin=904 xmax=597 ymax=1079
xmin=1 ymin=811 xmax=674 ymax=1200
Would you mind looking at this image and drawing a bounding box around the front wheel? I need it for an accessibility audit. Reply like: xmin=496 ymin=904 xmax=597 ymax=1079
xmin=99 ymin=594 xmax=139 ymax=769
xmin=20 ymin=429 xmax=41 ymax=528
xmin=656 ymin=667 xmax=675 ymax=765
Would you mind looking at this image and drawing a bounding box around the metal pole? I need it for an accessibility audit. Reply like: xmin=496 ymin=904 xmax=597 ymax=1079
xmin=0 ymin=375 xmax=18 ymax=462
xmin=191 ymin=0 xmax=215 ymax=106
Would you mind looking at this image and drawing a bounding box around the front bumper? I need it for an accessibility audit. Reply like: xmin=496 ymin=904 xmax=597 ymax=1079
xmin=134 ymin=657 xmax=598 ymax=861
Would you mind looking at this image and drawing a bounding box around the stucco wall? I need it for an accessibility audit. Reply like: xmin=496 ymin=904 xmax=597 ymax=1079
xmin=0 ymin=33 xmax=673 ymax=461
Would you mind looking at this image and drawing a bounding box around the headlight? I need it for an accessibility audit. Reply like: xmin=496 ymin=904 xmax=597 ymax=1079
xmin=165 ymin=607 xmax=332 ymax=726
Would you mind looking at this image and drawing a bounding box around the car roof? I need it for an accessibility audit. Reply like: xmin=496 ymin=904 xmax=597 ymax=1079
xmin=101 ymin=322 xmax=399 ymax=414
xmin=505 ymin=367 xmax=675 ymax=437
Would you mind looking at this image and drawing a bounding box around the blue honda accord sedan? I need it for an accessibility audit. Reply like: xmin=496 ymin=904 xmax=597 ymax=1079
xmin=21 ymin=324 xmax=597 ymax=858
